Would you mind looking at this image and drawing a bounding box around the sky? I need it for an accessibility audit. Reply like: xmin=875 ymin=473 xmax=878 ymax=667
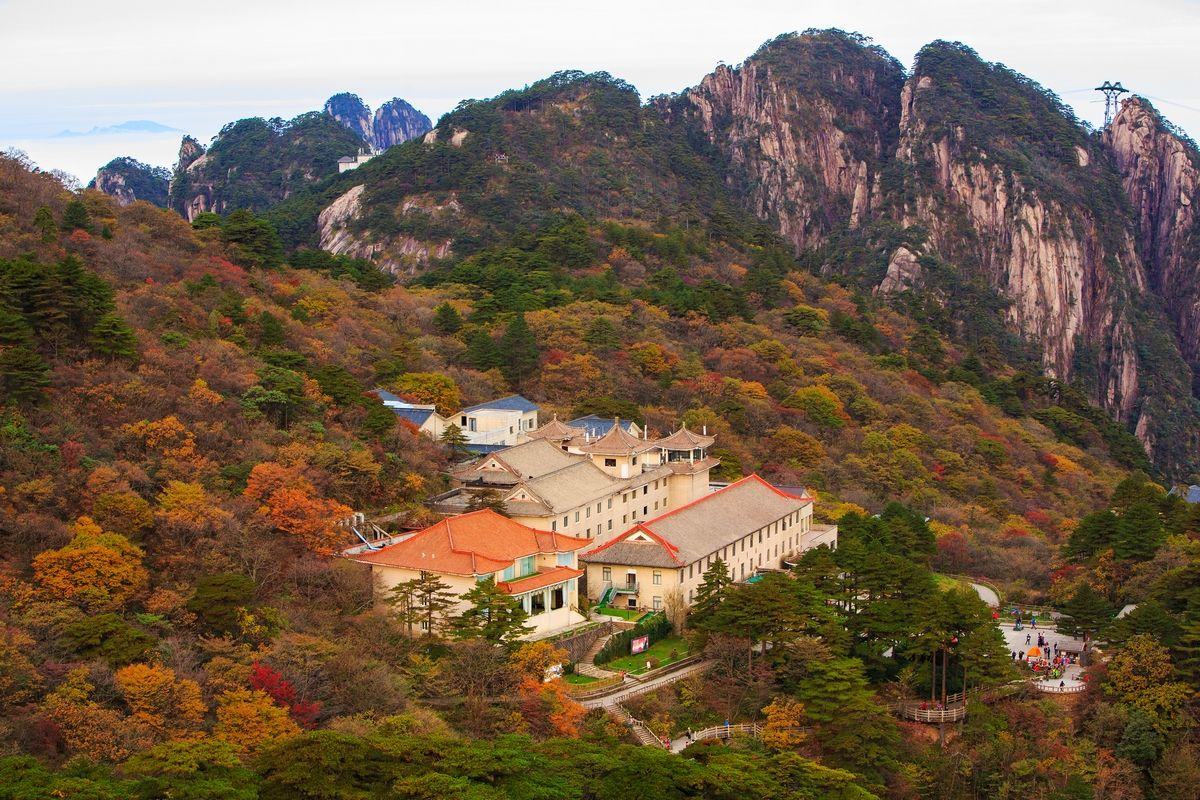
xmin=3 ymin=0 xmax=1200 ymax=183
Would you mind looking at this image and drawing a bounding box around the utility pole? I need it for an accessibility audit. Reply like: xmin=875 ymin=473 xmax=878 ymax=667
xmin=1095 ymin=81 xmax=1128 ymax=127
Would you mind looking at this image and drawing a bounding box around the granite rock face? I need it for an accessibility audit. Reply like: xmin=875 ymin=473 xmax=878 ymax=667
xmin=88 ymin=157 xmax=169 ymax=207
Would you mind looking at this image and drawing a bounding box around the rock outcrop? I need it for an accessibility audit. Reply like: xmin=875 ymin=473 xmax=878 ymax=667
xmin=317 ymin=184 xmax=452 ymax=273
xmin=667 ymin=31 xmax=904 ymax=252
xmin=168 ymin=114 xmax=363 ymax=220
xmin=323 ymin=93 xmax=373 ymax=143
xmin=88 ymin=157 xmax=169 ymax=207
xmin=1104 ymin=97 xmax=1200 ymax=390
xmin=372 ymin=98 xmax=432 ymax=150
xmin=323 ymin=93 xmax=432 ymax=152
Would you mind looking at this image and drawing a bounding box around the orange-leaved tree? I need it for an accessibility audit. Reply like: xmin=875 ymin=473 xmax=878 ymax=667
xmin=213 ymin=688 xmax=301 ymax=754
xmin=257 ymin=487 xmax=352 ymax=555
xmin=31 ymin=518 xmax=148 ymax=611
xmin=115 ymin=663 xmax=206 ymax=746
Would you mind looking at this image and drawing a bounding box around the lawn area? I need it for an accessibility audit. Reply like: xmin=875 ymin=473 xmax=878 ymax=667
xmin=602 ymin=636 xmax=690 ymax=674
xmin=596 ymin=604 xmax=645 ymax=622
xmin=933 ymin=573 xmax=972 ymax=593
xmin=563 ymin=673 xmax=598 ymax=685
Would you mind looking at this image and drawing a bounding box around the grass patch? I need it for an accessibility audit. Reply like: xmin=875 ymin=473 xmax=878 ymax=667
xmin=934 ymin=573 xmax=972 ymax=593
xmin=563 ymin=673 xmax=599 ymax=685
xmin=603 ymin=635 xmax=689 ymax=674
xmin=596 ymin=604 xmax=645 ymax=621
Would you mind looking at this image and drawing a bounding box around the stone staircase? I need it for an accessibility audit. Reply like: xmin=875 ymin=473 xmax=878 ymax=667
xmin=574 ymin=631 xmax=623 ymax=680
xmin=611 ymin=703 xmax=662 ymax=748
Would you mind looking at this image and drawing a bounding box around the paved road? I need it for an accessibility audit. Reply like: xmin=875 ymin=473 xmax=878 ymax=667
xmin=971 ymin=582 xmax=1000 ymax=607
xmin=581 ymin=660 xmax=712 ymax=709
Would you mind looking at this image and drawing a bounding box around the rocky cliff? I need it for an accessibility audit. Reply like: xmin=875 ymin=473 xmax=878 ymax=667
xmin=324 ymin=93 xmax=373 ymax=143
xmin=371 ymin=97 xmax=432 ymax=150
xmin=665 ymin=33 xmax=1199 ymax=475
xmin=666 ymin=31 xmax=904 ymax=252
xmin=1104 ymin=97 xmax=1200 ymax=392
xmin=323 ymin=93 xmax=432 ymax=152
xmin=167 ymin=113 xmax=364 ymax=221
xmin=88 ymin=156 xmax=169 ymax=207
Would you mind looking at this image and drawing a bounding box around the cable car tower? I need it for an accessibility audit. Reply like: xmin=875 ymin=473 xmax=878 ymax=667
xmin=1096 ymin=81 xmax=1128 ymax=127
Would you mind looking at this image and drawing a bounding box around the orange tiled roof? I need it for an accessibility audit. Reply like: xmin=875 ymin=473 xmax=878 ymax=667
xmin=350 ymin=509 xmax=590 ymax=576
xmin=498 ymin=565 xmax=584 ymax=594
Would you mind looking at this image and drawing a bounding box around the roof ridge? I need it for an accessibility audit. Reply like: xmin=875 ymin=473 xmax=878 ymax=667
xmin=582 ymin=523 xmax=684 ymax=565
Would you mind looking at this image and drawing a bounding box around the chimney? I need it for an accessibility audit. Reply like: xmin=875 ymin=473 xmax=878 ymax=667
xmin=702 ymin=425 xmax=707 ymax=435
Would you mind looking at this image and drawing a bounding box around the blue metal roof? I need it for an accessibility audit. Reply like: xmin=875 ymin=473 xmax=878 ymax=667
xmin=465 ymin=443 xmax=510 ymax=455
xmin=374 ymin=388 xmax=404 ymax=404
xmin=567 ymin=415 xmax=636 ymax=437
xmin=1188 ymin=485 xmax=1200 ymax=504
xmin=462 ymin=394 xmax=538 ymax=414
xmin=390 ymin=407 xmax=435 ymax=427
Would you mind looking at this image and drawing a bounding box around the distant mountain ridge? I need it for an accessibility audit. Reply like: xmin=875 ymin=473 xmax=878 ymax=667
xmin=55 ymin=120 xmax=179 ymax=137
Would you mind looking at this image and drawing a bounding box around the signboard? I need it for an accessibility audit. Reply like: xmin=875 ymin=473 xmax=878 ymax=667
xmin=630 ymin=635 xmax=650 ymax=655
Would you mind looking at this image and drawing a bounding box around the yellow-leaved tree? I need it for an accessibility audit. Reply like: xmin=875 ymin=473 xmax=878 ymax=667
xmin=213 ymin=688 xmax=300 ymax=753
xmin=115 ymin=663 xmax=206 ymax=746
xmin=31 ymin=518 xmax=148 ymax=611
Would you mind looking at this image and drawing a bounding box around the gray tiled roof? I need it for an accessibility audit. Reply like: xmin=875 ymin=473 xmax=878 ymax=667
xmin=479 ymin=439 xmax=578 ymax=480
xmin=582 ymin=475 xmax=809 ymax=567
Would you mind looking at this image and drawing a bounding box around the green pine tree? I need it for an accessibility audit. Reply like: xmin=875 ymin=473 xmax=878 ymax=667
xmin=440 ymin=422 xmax=470 ymax=455
xmin=583 ymin=316 xmax=620 ymax=351
xmin=432 ymin=303 xmax=463 ymax=334
xmin=60 ymin=199 xmax=90 ymax=232
xmin=388 ymin=571 xmax=458 ymax=637
xmin=0 ymin=306 xmax=33 ymax=346
xmin=89 ymin=312 xmax=139 ymax=362
xmin=496 ymin=313 xmax=539 ymax=386
xmin=256 ymin=311 xmax=285 ymax=346
xmin=1064 ymin=510 xmax=1118 ymax=561
xmin=464 ymin=328 xmax=499 ymax=371
xmin=449 ymin=577 xmax=531 ymax=646
xmin=691 ymin=558 xmax=732 ymax=630
xmin=220 ymin=209 xmax=283 ymax=269
xmin=0 ymin=345 xmax=50 ymax=402
xmin=1171 ymin=617 xmax=1200 ymax=689
xmin=1057 ymin=583 xmax=1113 ymax=640
xmin=1114 ymin=501 xmax=1164 ymax=561
xmin=33 ymin=206 xmax=56 ymax=242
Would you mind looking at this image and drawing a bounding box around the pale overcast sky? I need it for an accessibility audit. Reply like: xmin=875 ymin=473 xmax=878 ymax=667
xmin=3 ymin=0 xmax=1200 ymax=181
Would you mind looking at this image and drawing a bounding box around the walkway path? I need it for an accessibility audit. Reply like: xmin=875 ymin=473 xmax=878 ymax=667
xmin=581 ymin=659 xmax=711 ymax=709
xmin=574 ymin=631 xmax=622 ymax=680
xmin=970 ymin=582 xmax=1000 ymax=607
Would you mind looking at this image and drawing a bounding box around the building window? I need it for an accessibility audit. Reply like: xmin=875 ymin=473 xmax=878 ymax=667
xmin=551 ymin=520 xmax=557 ymax=531
xmin=632 ymin=456 xmax=638 ymax=465
xmin=563 ymin=516 xmax=568 ymax=528
xmin=607 ymin=498 xmax=613 ymax=509
xmin=502 ymin=565 xmax=515 ymax=581
xmin=653 ymin=596 xmax=663 ymax=610
xmin=575 ymin=511 xmax=580 ymax=522
xmin=602 ymin=567 xmax=612 ymax=582
xmin=643 ymin=486 xmax=648 ymax=496
xmin=652 ymin=570 xmax=662 ymax=585
xmin=622 ymin=514 xmax=627 ymax=524
xmin=586 ymin=506 xmax=591 ymax=518
xmin=643 ymin=506 xmax=648 ymax=516
xmin=597 ymin=502 xmax=602 ymax=513
xmin=607 ymin=520 xmax=613 ymax=530
xmin=551 ymin=586 xmax=565 ymax=610
xmin=605 ymin=458 xmax=617 ymax=467
xmin=530 ymin=592 xmax=546 ymax=616
xmin=460 ymin=416 xmax=467 ymax=425
xmin=557 ymin=552 xmax=573 ymax=566
xmin=421 ymin=620 xmax=431 ymax=631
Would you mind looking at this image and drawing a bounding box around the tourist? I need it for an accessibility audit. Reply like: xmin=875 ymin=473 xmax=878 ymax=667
xmin=1025 ymin=633 xmax=1031 ymax=646
xmin=1019 ymin=650 xmax=1025 ymax=661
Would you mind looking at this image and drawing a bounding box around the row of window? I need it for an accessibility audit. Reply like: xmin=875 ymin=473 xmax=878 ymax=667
xmin=547 ymin=478 xmax=667 ymax=537
xmin=601 ymin=567 xmax=663 ymax=585
xmin=684 ymin=509 xmax=809 ymax=581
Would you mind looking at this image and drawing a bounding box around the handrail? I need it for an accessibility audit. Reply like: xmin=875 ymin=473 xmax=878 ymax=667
xmin=1032 ymin=681 xmax=1085 ymax=694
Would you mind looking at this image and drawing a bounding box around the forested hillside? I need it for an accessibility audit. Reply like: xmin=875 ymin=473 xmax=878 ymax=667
xmin=0 ymin=26 xmax=1198 ymax=800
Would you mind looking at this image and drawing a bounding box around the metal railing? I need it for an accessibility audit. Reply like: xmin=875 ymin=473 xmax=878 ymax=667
xmin=1032 ymin=681 xmax=1085 ymax=694
xmin=688 ymin=722 xmax=763 ymax=743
